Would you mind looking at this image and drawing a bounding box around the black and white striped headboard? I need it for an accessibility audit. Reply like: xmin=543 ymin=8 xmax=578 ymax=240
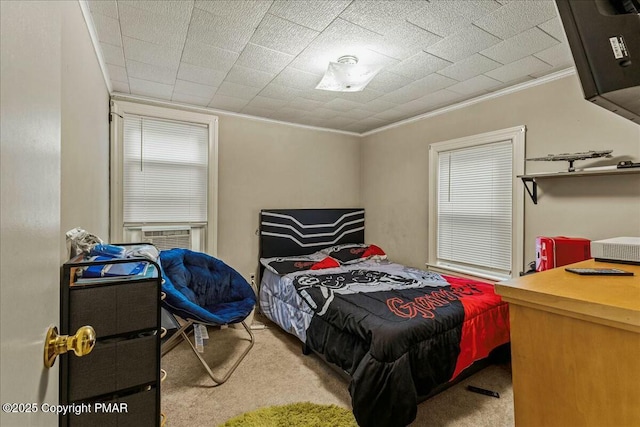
xmin=259 ymin=209 xmax=365 ymax=259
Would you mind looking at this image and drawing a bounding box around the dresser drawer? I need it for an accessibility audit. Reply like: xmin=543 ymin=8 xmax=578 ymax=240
xmin=69 ymin=280 xmax=158 ymax=337
xmin=68 ymin=334 xmax=158 ymax=401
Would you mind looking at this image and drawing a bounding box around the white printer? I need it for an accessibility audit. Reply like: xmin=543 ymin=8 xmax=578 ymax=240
xmin=591 ymin=237 xmax=640 ymax=264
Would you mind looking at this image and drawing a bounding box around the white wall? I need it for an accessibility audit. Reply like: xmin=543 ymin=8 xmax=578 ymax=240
xmin=61 ymin=1 xmax=110 ymax=260
xmin=361 ymin=75 xmax=640 ymax=272
xmin=216 ymin=115 xmax=361 ymax=280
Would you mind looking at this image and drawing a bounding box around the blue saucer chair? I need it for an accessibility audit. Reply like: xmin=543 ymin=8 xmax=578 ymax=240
xmin=159 ymin=248 xmax=256 ymax=386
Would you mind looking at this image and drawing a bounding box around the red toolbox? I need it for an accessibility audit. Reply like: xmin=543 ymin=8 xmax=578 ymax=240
xmin=536 ymin=236 xmax=591 ymax=271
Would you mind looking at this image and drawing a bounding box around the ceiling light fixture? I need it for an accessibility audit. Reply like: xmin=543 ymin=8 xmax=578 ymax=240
xmin=315 ymin=55 xmax=382 ymax=92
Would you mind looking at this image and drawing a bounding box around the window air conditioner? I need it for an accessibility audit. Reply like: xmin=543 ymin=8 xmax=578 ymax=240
xmin=141 ymin=226 xmax=192 ymax=251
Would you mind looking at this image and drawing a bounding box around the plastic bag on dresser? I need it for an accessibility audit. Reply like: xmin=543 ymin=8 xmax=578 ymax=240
xmin=65 ymin=227 xmax=103 ymax=259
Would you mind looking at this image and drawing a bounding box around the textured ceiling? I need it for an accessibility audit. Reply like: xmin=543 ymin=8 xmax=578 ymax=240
xmin=87 ymin=0 xmax=574 ymax=134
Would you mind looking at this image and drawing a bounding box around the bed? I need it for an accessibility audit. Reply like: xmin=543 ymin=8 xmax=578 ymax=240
xmin=258 ymin=208 xmax=510 ymax=427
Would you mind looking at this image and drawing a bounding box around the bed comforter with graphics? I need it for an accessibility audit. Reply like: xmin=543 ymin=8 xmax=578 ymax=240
xmin=291 ymin=262 xmax=510 ymax=427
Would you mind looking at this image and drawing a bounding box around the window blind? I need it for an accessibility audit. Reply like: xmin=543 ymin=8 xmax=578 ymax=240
xmin=123 ymin=115 xmax=208 ymax=223
xmin=437 ymin=140 xmax=513 ymax=275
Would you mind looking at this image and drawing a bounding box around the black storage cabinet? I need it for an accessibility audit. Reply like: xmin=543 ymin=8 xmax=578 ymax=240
xmin=59 ymin=252 xmax=161 ymax=426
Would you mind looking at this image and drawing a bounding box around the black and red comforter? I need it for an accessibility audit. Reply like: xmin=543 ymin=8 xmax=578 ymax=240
xmin=291 ymin=262 xmax=510 ymax=427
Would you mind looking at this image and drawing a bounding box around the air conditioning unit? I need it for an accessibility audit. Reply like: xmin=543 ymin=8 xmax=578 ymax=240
xmin=141 ymin=226 xmax=192 ymax=251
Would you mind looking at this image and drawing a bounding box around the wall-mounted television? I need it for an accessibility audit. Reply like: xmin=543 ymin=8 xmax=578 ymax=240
xmin=555 ymin=0 xmax=640 ymax=124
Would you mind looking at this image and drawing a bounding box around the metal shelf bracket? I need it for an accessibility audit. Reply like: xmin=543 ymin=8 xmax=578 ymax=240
xmin=520 ymin=177 xmax=537 ymax=204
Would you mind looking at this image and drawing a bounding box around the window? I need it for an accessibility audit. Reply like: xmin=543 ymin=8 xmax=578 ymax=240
xmin=428 ymin=126 xmax=525 ymax=281
xmin=110 ymin=100 xmax=218 ymax=254
xmin=123 ymin=116 xmax=208 ymax=223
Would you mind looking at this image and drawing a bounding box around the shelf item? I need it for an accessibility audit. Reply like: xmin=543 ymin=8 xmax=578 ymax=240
xmin=518 ymin=167 xmax=640 ymax=204
xmin=60 ymin=253 xmax=162 ymax=427
xmin=525 ymin=149 xmax=613 ymax=172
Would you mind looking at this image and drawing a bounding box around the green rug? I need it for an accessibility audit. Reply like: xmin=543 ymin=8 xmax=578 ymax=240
xmin=219 ymin=402 xmax=358 ymax=427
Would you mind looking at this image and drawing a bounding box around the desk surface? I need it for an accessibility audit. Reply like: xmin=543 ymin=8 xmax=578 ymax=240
xmin=495 ymin=259 xmax=640 ymax=331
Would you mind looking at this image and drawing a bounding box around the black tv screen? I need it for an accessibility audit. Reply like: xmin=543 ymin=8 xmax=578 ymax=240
xmin=555 ymin=0 xmax=640 ymax=123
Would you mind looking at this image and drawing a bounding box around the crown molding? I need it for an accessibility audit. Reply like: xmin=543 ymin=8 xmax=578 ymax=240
xmin=361 ymin=68 xmax=577 ymax=137
xmin=111 ymin=93 xmax=361 ymax=137
xmin=78 ymin=0 xmax=112 ymax=93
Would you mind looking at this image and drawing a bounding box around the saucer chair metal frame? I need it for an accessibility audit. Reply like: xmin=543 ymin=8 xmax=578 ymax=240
xmin=159 ymin=249 xmax=256 ymax=386
xmin=160 ymin=317 xmax=254 ymax=386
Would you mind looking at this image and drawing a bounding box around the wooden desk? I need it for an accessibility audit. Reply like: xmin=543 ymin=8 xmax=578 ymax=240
xmin=495 ymin=260 xmax=640 ymax=427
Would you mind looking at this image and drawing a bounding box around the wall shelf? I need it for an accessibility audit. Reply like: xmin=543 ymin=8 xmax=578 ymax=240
xmin=518 ymin=167 xmax=640 ymax=204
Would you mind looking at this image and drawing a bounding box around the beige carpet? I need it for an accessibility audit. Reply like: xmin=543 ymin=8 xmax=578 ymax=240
xmin=161 ymin=315 xmax=514 ymax=427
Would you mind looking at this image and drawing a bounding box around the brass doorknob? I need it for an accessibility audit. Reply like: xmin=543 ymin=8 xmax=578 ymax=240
xmin=44 ymin=325 xmax=96 ymax=368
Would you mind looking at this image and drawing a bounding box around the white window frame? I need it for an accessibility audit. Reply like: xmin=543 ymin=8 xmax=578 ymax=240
xmin=110 ymin=100 xmax=219 ymax=255
xmin=427 ymin=125 xmax=525 ymax=281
